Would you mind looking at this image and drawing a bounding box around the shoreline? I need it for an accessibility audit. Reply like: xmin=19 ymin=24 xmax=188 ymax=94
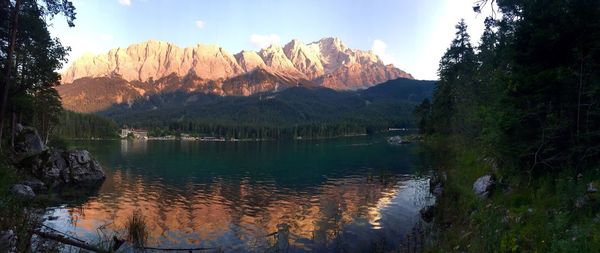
xmin=62 ymin=132 xmax=400 ymax=142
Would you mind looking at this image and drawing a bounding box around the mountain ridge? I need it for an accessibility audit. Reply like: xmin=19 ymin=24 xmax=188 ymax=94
xmin=61 ymin=37 xmax=413 ymax=86
xmin=59 ymin=37 xmax=415 ymax=113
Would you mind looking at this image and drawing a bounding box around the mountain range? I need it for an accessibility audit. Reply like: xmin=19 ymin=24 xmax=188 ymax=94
xmin=58 ymin=37 xmax=413 ymax=113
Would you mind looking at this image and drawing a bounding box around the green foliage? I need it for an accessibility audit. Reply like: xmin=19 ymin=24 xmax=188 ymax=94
xmin=1 ymin=0 xmax=73 ymax=148
xmin=420 ymin=0 xmax=600 ymax=252
xmin=0 ymin=157 xmax=40 ymax=252
xmin=424 ymin=140 xmax=600 ymax=252
xmin=32 ymin=86 xmax=62 ymax=143
xmin=421 ymin=0 xmax=600 ymax=175
xmin=53 ymin=110 xmax=119 ymax=139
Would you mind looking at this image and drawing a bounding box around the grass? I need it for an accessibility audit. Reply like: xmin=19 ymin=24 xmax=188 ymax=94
xmin=126 ymin=210 xmax=149 ymax=249
xmin=0 ymin=156 xmax=40 ymax=252
xmin=423 ymin=137 xmax=600 ymax=252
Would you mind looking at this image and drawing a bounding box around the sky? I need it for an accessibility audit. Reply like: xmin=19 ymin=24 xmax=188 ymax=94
xmin=48 ymin=0 xmax=494 ymax=80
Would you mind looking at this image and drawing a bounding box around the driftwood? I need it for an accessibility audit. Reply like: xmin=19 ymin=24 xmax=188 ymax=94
xmin=32 ymin=230 xmax=110 ymax=253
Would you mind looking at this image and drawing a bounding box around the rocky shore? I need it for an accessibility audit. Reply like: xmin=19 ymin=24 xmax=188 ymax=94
xmin=9 ymin=125 xmax=105 ymax=199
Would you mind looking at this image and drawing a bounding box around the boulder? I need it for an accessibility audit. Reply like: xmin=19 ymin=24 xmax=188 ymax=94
xmin=587 ymin=182 xmax=598 ymax=194
xmin=19 ymin=178 xmax=47 ymax=193
xmin=387 ymin=136 xmax=407 ymax=145
xmin=419 ymin=205 xmax=435 ymax=223
xmin=430 ymin=173 xmax=445 ymax=197
xmin=473 ymin=175 xmax=495 ymax=199
xmin=27 ymin=149 xmax=105 ymax=188
xmin=9 ymin=184 xmax=35 ymax=199
xmin=14 ymin=124 xmax=46 ymax=158
xmin=65 ymin=150 xmax=105 ymax=185
xmin=431 ymin=184 xmax=444 ymax=197
xmin=0 ymin=230 xmax=16 ymax=252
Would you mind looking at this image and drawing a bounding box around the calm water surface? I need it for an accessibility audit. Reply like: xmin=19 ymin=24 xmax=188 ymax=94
xmin=44 ymin=135 xmax=433 ymax=252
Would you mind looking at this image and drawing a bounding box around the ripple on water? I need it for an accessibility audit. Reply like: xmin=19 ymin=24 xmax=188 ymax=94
xmin=44 ymin=138 xmax=431 ymax=252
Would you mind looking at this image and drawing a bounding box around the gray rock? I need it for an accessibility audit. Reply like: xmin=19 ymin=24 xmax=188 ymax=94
xmin=9 ymin=184 xmax=35 ymax=199
xmin=19 ymin=178 xmax=47 ymax=193
xmin=28 ymin=149 xmax=105 ymax=188
xmin=587 ymin=182 xmax=598 ymax=193
xmin=431 ymin=184 xmax=444 ymax=197
xmin=0 ymin=230 xmax=16 ymax=252
xmin=14 ymin=125 xmax=46 ymax=158
xmin=473 ymin=175 xmax=495 ymax=199
xmin=420 ymin=205 xmax=435 ymax=223
xmin=387 ymin=136 xmax=407 ymax=145
xmin=66 ymin=150 xmax=105 ymax=184
xmin=430 ymin=173 xmax=445 ymax=197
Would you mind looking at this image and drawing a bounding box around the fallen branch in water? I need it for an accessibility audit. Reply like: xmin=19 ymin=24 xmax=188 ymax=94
xmin=32 ymin=230 xmax=110 ymax=253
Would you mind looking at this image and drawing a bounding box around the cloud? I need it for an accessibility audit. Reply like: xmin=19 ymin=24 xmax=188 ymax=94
xmin=195 ymin=20 xmax=205 ymax=29
xmin=249 ymin=34 xmax=281 ymax=49
xmin=371 ymin=39 xmax=398 ymax=66
xmin=118 ymin=0 xmax=131 ymax=6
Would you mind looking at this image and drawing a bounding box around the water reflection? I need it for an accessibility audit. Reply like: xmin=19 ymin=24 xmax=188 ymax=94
xmin=120 ymin=139 xmax=147 ymax=154
xmin=45 ymin=137 xmax=431 ymax=252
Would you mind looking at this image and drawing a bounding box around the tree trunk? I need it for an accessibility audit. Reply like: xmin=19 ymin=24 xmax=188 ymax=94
xmin=0 ymin=0 xmax=22 ymax=147
xmin=10 ymin=111 xmax=16 ymax=149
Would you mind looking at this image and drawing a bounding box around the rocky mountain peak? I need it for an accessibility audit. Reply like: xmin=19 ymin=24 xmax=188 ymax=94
xmin=59 ymin=37 xmax=414 ymax=111
xmin=258 ymin=44 xmax=304 ymax=77
xmin=234 ymin=50 xmax=267 ymax=72
xmin=283 ymin=39 xmax=324 ymax=79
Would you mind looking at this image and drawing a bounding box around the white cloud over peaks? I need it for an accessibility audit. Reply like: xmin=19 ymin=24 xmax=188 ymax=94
xmin=195 ymin=20 xmax=205 ymax=29
xmin=118 ymin=0 xmax=131 ymax=6
xmin=250 ymin=34 xmax=281 ymax=49
xmin=371 ymin=39 xmax=398 ymax=67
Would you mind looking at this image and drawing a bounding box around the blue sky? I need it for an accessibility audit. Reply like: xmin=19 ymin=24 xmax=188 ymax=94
xmin=49 ymin=0 xmax=493 ymax=80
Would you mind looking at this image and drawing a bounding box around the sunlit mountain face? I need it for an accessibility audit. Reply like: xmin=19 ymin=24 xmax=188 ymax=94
xmin=57 ymin=38 xmax=414 ymax=113
xmin=45 ymin=137 xmax=433 ymax=252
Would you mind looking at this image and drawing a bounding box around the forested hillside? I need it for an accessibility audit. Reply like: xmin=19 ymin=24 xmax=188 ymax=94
xmin=416 ymin=0 xmax=600 ymax=251
xmin=98 ymin=77 xmax=434 ymax=139
xmin=52 ymin=110 xmax=118 ymax=139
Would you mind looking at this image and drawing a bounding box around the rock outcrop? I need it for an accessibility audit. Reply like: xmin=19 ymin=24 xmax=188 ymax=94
xmin=473 ymin=175 xmax=495 ymax=199
xmin=19 ymin=178 xmax=47 ymax=193
xmin=22 ymin=149 xmax=105 ymax=188
xmin=9 ymin=184 xmax=36 ymax=199
xmin=0 ymin=230 xmax=16 ymax=252
xmin=13 ymin=125 xmax=46 ymax=159
xmin=13 ymin=125 xmax=105 ymax=189
xmin=58 ymin=38 xmax=414 ymax=113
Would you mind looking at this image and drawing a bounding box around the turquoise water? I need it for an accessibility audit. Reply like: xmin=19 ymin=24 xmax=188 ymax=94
xmin=44 ymin=135 xmax=432 ymax=252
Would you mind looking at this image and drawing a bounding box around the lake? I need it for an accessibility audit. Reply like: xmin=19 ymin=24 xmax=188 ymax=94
xmin=43 ymin=134 xmax=433 ymax=252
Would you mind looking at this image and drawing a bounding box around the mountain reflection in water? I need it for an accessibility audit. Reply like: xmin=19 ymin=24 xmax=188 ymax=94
xmin=44 ymin=137 xmax=432 ymax=252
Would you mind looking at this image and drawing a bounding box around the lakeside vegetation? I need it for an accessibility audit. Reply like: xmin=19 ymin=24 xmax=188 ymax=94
xmin=53 ymin=110 xmax=119 ymax=139
xmin=416 ymin=0 xmax=600 ymax=251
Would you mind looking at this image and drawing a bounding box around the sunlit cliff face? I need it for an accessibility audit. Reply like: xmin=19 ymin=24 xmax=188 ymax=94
xmin=54 ymin=168 xmax=427 ymax=250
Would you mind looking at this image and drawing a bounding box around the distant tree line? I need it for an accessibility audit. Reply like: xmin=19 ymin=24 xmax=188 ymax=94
xmin=141 ymin=119 xmax=410 ymax=140
xmin=416 ymin=0 xmax=600 ymax=175
xmin=52 ymin=110 xmax=119 ymax=139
